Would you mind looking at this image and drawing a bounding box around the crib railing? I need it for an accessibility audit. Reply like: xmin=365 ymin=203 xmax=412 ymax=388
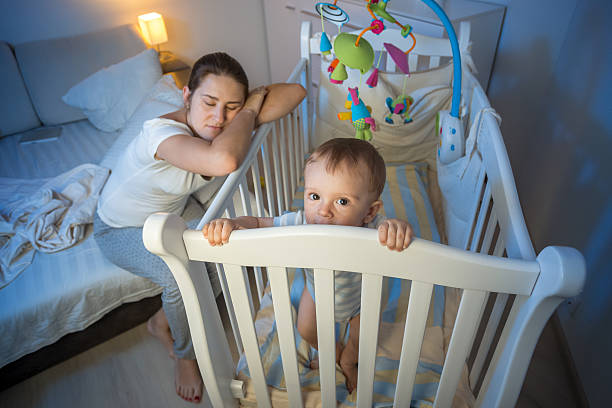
xmin=145 ymin=214 xmax=584 ymax=407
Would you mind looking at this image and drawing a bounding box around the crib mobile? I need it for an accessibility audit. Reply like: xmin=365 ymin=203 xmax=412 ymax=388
xmin=316 ymin=0 xmax=464 ymax=163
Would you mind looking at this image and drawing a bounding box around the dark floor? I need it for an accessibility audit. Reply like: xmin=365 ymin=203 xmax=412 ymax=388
xmin=517 ymin=314 xmax=588 ymax=407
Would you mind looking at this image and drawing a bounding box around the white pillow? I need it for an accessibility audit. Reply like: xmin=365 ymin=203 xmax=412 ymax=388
xmin=62 ymin=48 xmax=162 ymax=132
xmin=99 ymin=75 xmax=183 ymax=170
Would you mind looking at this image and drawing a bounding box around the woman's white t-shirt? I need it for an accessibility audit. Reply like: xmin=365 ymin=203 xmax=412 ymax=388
xmin=98 ymin=118 xmax=216 ymax=228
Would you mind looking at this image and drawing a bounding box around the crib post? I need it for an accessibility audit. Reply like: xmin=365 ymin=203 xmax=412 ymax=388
xmin=476 ymin=246 xmax=585 ymax=407
xmin=143 ymin=213 xmax=237 ymax=408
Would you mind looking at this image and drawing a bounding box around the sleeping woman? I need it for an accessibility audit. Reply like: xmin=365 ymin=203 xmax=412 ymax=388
xmin=93 ymin=52 xmax=306 ymax=404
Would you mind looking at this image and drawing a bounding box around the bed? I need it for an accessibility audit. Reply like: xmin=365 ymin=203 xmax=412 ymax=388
xmin=144 ymin=19 xmax=586 ymax=408
xmin=0 ymin=24 xmax=225 ymax=385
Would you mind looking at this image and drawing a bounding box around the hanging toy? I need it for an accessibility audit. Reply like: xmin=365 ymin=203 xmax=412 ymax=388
xmin=315 ymin=2 xmax=350 ymax=29
xmin=385 ymin=95 xmax=413 ymax=124
xmin=320 ymin=32 xmax=332 ymax=55
xmin=385 ymin=74 xmax=413 ymax=124
xmin=333 ymin=32 xmax=375 ymax=75
xmin=329 ymin=60 xmax=348 ymax=84
xmin=366 ymin=52 xmax=383 ymax=88
xmin=367 ymin=0 xmax=413 ymax=37
xmin=337 ymin=87 xmax=376 ymax=141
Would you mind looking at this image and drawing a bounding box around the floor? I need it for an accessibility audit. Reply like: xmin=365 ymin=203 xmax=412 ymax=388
xmin=0 ymin=308 xmax=586 ymax=408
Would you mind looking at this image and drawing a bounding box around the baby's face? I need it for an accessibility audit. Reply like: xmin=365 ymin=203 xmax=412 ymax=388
xmin=303 ymin=159 xmax=378 ymax=226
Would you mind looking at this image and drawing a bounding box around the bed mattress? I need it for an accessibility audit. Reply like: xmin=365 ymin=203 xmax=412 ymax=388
xmin=0 ymin=119 xmax=162 ymax=367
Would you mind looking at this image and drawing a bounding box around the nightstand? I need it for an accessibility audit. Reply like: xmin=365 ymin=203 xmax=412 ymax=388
xmin=159 ymin=51 xmax=190 ymax=89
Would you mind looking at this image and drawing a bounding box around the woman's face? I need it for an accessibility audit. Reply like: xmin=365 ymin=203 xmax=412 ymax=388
xmin=183 ymin=74 xmax=246 ymax=141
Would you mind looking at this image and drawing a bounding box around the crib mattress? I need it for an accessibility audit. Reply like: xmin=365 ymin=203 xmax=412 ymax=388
xmin=0 ymin=120 xmax=162 ymax=367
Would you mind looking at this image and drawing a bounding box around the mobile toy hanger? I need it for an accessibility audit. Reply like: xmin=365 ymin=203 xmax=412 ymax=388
xmin=315 ymin=0 xmax=465 ymax=164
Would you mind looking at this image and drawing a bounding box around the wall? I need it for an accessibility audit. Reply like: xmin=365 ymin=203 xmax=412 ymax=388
xmin=0 ymin=0 xmax=271 ymax=86
xmin=487 ymin=0 xmax=612 ymax=405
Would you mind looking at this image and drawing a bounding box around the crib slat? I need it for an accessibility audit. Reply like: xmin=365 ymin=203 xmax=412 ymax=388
xmin=386 ymin=52 xmax=397 ymax=72
xmin=278 ymin=117 xmax=291 ymax=211
xmin=313 ymin=268 xmax=337 ymax=406
xmin=408 ymin=53 xmax=418 ymax=72
xmin=469 ymin=237 xmax=508 ymax=387
xmin=470 ymin=182 xmax=492 ymax=252
xmin=270 ymin=125 xmax=285 ymax=215
xmin=292 ymin=111 xmax=301 ymax=188
xmin=429 ymin=55 xmax=441 ymax=69
xmin=462 ymin=168 xmax=487 ymax=250
xmin=250 ymin=160 xmax=265 ymax=217
xmin=216 ymin=263 xmax=243 ymax=355
xmin=434 ymin=289 xmax=487 ymax=407
xmin=480 ymin=211 xmax=498 ymax=254
xmin=224 ymin=263 xmax=272 ymax=408
xmin=356 ymin=273 xmax=383 ymax=408
xmin=286 ymin=113 xmax=296 ymax=201
xmin=394 ymin=281 xmax=434 ymax=407
xmin=238 ymin=175 xmax=252 ymax=217
xmin=261 ymin=139 xmax=277 ymax=217
xmin=267 ymin=267 xmax=304 ymax=408
xmin=295 ymin=107 xmax=304 ymax=182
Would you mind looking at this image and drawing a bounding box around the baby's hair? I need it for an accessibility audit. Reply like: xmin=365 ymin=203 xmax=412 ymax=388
xmin=306 ymin=138 xmax=386 ymax=197
xmin=187 ymin=52 xmax=249 ymax=101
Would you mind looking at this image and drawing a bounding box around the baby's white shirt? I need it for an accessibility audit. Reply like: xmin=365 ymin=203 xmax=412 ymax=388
xmin=98 ymin=118 xmax=215 ymax=228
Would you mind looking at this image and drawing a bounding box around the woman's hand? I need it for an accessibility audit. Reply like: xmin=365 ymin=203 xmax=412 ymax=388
xmin=242 ymin=86 xmax=268 ymax=116
xmin=377 ymin=219 xmax=414 ymax=251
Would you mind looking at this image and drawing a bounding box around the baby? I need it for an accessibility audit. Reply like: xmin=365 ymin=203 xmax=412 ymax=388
xmin=203 ymin=137 xmax=413 ymax=393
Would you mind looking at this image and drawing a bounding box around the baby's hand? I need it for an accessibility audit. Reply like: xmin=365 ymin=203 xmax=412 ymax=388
xmin=202 ymin=218 xmax=244 ymax=246
xmin=377 ymin=219 xmax=414 ymax=251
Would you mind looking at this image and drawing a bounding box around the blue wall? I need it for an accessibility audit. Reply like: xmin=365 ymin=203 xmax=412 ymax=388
xmin=487 ymin=0 xmax=612 ymax=405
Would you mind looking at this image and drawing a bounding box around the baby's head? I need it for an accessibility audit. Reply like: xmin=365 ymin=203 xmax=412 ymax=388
xmin=303 ymin=138 xmax=386 ymax=226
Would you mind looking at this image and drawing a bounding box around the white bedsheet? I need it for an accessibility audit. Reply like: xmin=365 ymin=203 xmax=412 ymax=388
xmin=0 ymin=164 xmax=110 ymax=288
xmin=0 ymin=119 xmax=162 ymax=367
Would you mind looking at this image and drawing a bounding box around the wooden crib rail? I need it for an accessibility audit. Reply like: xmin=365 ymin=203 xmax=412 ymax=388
xmin=145 ymin=213 xmax=585 ymax=408
xmin=183 ymin=225 xmax=539 ymax=295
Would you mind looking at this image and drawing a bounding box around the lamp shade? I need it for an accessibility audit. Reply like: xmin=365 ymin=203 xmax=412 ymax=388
xmin=138 ymin=12 xmax=168 ymax=46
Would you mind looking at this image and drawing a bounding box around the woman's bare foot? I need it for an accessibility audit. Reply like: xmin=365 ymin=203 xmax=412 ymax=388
xmin=147 ymin=308 xmax=176 ymax=359
xmin=175 ymin=358 xmax=204 ymax=403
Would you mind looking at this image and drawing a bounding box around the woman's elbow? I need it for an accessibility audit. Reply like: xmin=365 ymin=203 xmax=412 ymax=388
xmin=214 ymin=152 xmax=241 ymax=175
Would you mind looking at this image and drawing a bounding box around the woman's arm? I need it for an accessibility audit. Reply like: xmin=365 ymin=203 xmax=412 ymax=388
xmin=256 ymin=83 xmax=306 ymax=125
xmin=156 ymin=87 xmax=267 ymax=176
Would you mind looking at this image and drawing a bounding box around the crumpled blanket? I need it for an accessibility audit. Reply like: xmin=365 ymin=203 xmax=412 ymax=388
xmin=0 ymin=163 xmax=110 ymax=288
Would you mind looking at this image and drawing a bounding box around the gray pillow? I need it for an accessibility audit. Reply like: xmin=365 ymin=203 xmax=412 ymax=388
xmin=14 ymin=24 xmax=146 ymax=126
xmin=0 ymin=41 xmax=41 ymax=137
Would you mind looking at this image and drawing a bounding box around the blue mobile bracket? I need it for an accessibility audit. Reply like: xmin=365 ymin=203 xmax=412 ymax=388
xmin=421 ymin=0 xmax=465 ymax=164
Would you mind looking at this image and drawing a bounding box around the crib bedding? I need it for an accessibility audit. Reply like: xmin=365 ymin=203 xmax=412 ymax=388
xmin=238 ymin=162 xmax=474 ymax=407
xmin=0 ymin=119 xmax=162 ymax=367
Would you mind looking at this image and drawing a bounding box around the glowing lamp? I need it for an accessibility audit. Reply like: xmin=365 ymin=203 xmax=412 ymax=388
xmin=138 ymin=12 xmax=168 ymax=50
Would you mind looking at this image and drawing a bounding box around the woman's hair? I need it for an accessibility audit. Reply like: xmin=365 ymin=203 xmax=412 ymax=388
xmin=306 ymin=138 xmax=387 ymax=197
xmin=187 ymin=52 xmax=249 ymax=100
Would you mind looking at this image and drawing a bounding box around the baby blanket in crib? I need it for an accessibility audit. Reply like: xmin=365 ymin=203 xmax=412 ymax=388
xmin=0 ymin=163 xmax=109 ymax=288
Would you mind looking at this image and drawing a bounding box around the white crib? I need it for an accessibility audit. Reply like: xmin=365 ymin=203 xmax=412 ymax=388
xmin=143 ymin=21 xmax=586 ymax=407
